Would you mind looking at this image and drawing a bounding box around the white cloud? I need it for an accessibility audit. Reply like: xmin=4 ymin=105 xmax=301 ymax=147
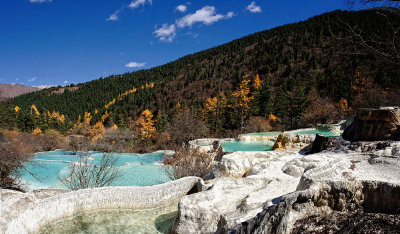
xmin=106 ymin=10 xmax=120 ymax=22
xmin=35 ymin=85 xmax=55 ymax=89
xmin=153 ymin=23 xmax=177 ymax=42
xmin=29 ymin=0 xmax=52 ymax=3
xmin=246 ymin=1 xmax=262 ymax=13
xmin=108 ymin=0 xmax=151 ymax=21
xmin=129 ymin=0 xmax=151 ymax=9
xmin=176 ymin=6 xmax=234 ymax=28
xmin=125 ymin=62 xmax=146 ymax=68
xmin=28 ymin=77 xmax=37 ymax=82
xmin=176 ymin=4 xmax=187 ymax=13
xmin=226 ymin=11 xmax=235 ymax=19
xmin=64 ymin=80 xmax=68 ymax=84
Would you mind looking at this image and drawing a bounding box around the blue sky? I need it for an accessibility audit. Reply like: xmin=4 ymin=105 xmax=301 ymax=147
xmin=0 ymin=0 xmax=351 ymax=87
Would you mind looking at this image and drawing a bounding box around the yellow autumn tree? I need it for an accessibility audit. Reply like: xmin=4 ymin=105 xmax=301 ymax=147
xmin=32 ymin=127 xmax=42 ymax=135
xmin=83 ymin=112 xmax=92 ymax=126
xmin=91 ymin=121 xmax=105 ymax=142
xmin=202 ymin=94 xmax=227 ymax=134
xmin=253 ymin=74 xmax=262 ymax=90
xmin=137 ymin=109 xmax=156 ymax=140
xmin=101 ymin=111 xmax=110 ymax=123
xmin=30 ymin=104 xmax=40 ymax=117
xmin=232 ymin=75 xmax=254 ymax=133
xmin=268 ymin=114 xmax=278 ymax=122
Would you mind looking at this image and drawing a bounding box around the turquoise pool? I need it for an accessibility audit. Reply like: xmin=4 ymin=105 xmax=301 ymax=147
xmin=242 ymin=132 xmax=282 ymax=137
xmin=220 ymin=141 xmax=274 ymax=152
xmin=293 ymin=129 xmax=341 ymax=137
xmin=19 ymin=150 xmax=171 ymax=191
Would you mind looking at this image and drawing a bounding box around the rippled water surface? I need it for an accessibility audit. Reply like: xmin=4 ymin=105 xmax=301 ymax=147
xmin=19 ymin=150 xmax=172 ymax=191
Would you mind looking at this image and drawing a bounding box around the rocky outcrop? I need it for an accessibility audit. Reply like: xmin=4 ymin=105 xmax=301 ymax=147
xmin=306 ymin=134 xmax=338 ymax=154
xmin=189 ymin=138 xmax=235 ymax=153
xmin=171 ymin=148 xmax=400 ymax=233
xmin=222 ymin=181 xmax=400 ymax=233
xmin=171 ymin=152 xmax=302 ymax=234
xmin=343 ymin=107 xmax=400 ymax=141
xmin=272 ymin=132 xmax=315 ymax=150
xmin=4 ymin=177 xmax=203 ymax=234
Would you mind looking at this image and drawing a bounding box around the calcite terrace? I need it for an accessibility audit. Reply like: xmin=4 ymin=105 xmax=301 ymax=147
xmin=1 ymin=177 xmax=203 ymax=234
xmin=172 ymin=141 xmax=400 ymax=233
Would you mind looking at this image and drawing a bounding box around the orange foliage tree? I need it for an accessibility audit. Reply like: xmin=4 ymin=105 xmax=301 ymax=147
xmin=91 ymin=121 xmax=105 ymax=142
xmin=202 ymin=94 xmax=227 ymax=135
xmin=232 ymin=75 xmax=254 ymax=133
xmin=137 ymin=109 xmax=156 ymax=140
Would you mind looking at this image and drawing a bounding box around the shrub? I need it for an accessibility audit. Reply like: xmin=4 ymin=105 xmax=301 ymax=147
xmin=34 ymin=129 xmax=68 ymax=152
xmin=164 ymin=147 xmax=214 ymax=180
xmin=0 ymin=130 xmax=34 ymax=190
xmin=88 ymin=128 xmax=134 ymax=153
xmin=244 ymin=116 xmax=272 ymax=133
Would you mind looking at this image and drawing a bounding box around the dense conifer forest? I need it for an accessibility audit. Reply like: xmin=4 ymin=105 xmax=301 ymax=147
xmin=1 ymin=8 xmax=399 ymax=135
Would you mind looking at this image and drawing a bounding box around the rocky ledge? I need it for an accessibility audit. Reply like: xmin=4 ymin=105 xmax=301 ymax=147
xmin=171 ymin=143 xmax=400 ymax=233
xmin=343 ymin=107 xmax=400 ymax=141
xmin=2 ymin=177 xmax=203 ymax=234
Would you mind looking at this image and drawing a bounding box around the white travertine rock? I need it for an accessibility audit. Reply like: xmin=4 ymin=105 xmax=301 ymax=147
xmin=172 ymin=148 xmax=400 ymax=233
xmin=1 ymin=189 xmax=69 ymax=233
xmin=172 ymin=152 xmax=302 ymax=233
xmin=189 ymin=138 xmax=235 ymax=153
xmin=5 ymin=177 xmax=203 ymax=234
xmin=216 ymin=151 xmax=289 ymax=177
xmin=238 ymin=134 xmax=279 ymax=142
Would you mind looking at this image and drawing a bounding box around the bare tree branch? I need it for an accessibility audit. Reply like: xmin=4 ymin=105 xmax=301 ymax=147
xmin=58 ymin=152 xmax=121 ymax=190
xmin=332 ymin=2 xmax=400 ymax=65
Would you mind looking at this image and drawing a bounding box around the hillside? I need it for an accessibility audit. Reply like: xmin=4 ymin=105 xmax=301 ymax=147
xmin=0 ymin=84 xmax=39 ymax=99
xmin=2 ymin=8 xmax=400 ymax=134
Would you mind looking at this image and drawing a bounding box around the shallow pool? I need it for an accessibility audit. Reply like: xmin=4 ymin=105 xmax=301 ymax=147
xmin=293 ymin=129 xmax=341 ymax=137
xmin=19 ymin=150 xmax=171 ymax=191
xmin=241 ymin=132 xmax=282 ymax=137
xmin=36 ymin=204 xmax=178 ymax=234
xmin=220 ymin=141 xmax=274 ymax=152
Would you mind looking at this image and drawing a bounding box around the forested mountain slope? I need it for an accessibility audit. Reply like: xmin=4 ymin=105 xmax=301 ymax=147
xmin=2 ymin=8 xmax=400 ymax=133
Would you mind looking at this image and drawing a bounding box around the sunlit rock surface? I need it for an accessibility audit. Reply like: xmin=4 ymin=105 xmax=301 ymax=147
xmin=237 ymin=132 xmax=281 ymax=142
xmin=0 ymin=189 xmax=69 ymax=233
xmin=172 ymin=148 xmax=400 ymax=233
xmin=3 ymin=177 xmax=203 ymax=234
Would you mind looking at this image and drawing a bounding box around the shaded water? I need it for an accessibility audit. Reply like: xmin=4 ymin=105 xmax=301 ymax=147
xmin=37 ymin=204 xmax=178 ymax=234
xmin=19 ymin=150 xmax=172 ymax=191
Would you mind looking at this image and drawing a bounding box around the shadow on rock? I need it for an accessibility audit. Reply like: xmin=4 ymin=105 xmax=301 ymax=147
xmin=155 ymin=211 xmax=178 ymax=233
